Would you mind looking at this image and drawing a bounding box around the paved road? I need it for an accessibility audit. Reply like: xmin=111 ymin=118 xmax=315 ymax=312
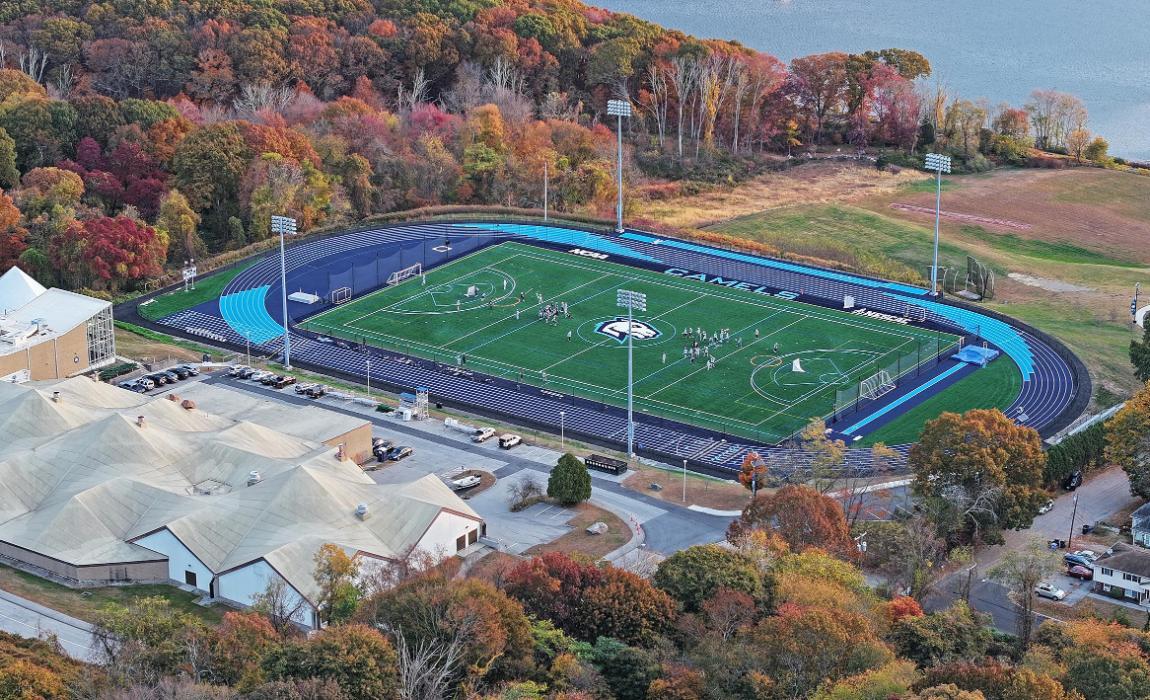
xmin=203 ymin=375 xmax=731 ymax=555
xmin=926 ymin=466 xmax=1137 ymax=634
xmin=0 ymin=589 xmax=98 ymax=662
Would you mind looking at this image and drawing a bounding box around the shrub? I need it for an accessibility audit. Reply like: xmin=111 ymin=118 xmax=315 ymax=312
xmin=547 ymin=453 xmax=592 ymax=505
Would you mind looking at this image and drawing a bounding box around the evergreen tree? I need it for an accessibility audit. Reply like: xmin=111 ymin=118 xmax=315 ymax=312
xmin=1130 ymin=324 xmax=1150 ymax=382
xmin=547 ymin=452 xmax=591 ymax=505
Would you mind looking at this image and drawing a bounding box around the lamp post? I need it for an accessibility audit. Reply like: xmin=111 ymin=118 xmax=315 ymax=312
xmin=682 ymin=458 xmax=687 ymax=503
xmin=543 ymin=159 xmax=549 ymax=222
xmin=607 ymin=99 xmax=632 ymax=233
xmin=616 ymin=289 xmax=646 ymax=459
xmin=271 ymin=215 xmax=297 ymax=369
xmin=923 ymin=153 xmax=951 ymax=296
xmin=366 ymin=358 xmax=371 ymax=400
xmin=559 ymin=410 xmax=565 ymax=450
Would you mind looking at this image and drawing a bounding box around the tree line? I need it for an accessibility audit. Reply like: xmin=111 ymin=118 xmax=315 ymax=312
xmin=0 ymin=0 xmax=1105 ymax=293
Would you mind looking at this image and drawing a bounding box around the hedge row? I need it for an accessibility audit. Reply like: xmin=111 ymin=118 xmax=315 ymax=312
xmin=1045 ymin=422 xmax=1105 ymax=486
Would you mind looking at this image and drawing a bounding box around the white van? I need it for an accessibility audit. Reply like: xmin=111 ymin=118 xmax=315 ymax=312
xmin=498 ymin=434 xmax=522 ymax=449
xmin=472 ymin=427 xmax=496 ymax=443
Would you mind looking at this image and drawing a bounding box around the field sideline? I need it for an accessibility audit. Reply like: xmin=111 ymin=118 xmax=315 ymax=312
xmin=301 ymin=242 xmax=959 ymax=443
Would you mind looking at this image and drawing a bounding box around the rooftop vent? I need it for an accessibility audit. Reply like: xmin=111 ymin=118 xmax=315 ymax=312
xmin=51 ymin=391 xmax=60 ymax=403
xmin=167 ymin=393 xmax=179 ymax=402
xmin=180 ymin=399 xmax=196 ymax=411
xmin=136 ymin=415 xmax=145 ymax=428
xmin=247 ymin=470 xmax=262 ymax=486
xmin=355 ymin=503 xmax=370 ymax=520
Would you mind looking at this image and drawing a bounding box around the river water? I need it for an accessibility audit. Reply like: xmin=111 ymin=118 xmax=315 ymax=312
xmin=595 ymin=0 xmax=1150 ymax=160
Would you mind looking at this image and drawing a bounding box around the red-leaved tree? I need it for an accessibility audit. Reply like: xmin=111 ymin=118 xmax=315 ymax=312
xmin=50 ymin=216 xmax=167 ymax=291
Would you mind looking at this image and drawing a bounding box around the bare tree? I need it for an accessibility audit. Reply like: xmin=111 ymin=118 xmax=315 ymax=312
xmin=234 ymin=83 xmax=293 ymax=120
xmin=643 ymin=62 xmax=671 ymax=147
xmin=386 ymin=611 xmax=480 ymax=700
xmin=48 ymin=63 xmax=75 ymax=99
xmin=442 ymin=61 xmax=485 ymax=114
xmin=251 ymin=577 xmax=308 ymax=636
xmin=990 ymin=541 xmax=1059 ymax=650
xmin=397 ymin=68 xmax=430 ymax=112
xmin=18 ymin=45 xmax=48 ymax=83
xmin=667 ymin=56 xmax=696 ymax=160
xmin=539 ymin=91 xmax=580 ymax=122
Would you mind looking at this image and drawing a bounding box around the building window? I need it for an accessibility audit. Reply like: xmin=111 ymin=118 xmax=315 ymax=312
xmin=86 ymin=305 xmax=115 ymax=366
xmin=185 ymin=570 xmax=197 ymax=587
xmin=1124 ymin=573 xmax=1141 ymax=583
xmin=1127 ymin=588 xmax=1140 ymax=600
xmin=1102 ymin=568 xmax=1114 ymax=576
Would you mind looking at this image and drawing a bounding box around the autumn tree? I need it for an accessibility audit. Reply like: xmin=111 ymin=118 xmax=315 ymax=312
xmin=264 ymin=624 xmax=399 ymax=700
xmin=728 ymin=484 xmax=856 ymax=560
xmin=790 ymin=52 xmax=849 ymax=144
xmin=737 ymin=450 xmax=768 ymax=492
xmin=547 ymin=453 xmax=591 ymax=505
xmin=1105 ymin=382 xmax=1150 ymax=498
xmin=313 ymin=543 xmax=361 ymax=626
xmin=49 ymin=216 xmax=167 ymax=291
xmin=0 ymin=128 xmax=17 ymax=189
xmin=653 ymin=544 xmax=773 ymax=613
xmin=156 ymin=189 xmax=205 ymax=262
xmin=910 ymin=409 xmax=1047 ymax=546
xmin=210 ymin=611 xmax=280 ymax=687
xmin=1129 ymin=326 xmax=1150 ymax=383
xmin=361 ymin=574 xmax=534 ymax=694
xmin=0 ymin=191 xmax=27 ymax=273
xmin=888 ymin=601 xmax=992 ymax=667
xmin=503 ymin=553 xmax=674 ymax=647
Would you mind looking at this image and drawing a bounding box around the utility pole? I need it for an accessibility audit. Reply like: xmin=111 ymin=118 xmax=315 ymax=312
xmin=1067 ymin=492 xmax=1079 ymax=551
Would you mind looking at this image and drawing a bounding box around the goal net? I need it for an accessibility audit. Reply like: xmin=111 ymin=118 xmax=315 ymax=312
xmin=387 ymin=262 xmax=422 ymax=286
xmin=860 ymin=369 xmax=896 ymax=400
xmin=329 ymin=286 xmax=352 ymax=304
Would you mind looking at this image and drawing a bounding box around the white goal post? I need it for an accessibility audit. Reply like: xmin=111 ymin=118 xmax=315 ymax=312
xmin=329 ymin=286 xmax=352 ymax=304
xmin=387 ymin=262 xmax=423 ymax=286
xmin=860 ymin=369 xmax=896 ymax=400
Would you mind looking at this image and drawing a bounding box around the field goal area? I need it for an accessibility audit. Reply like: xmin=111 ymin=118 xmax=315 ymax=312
xmin=300 ymin=242 xmax=963 ymax=443
xmin=387 ymin=262 xmax=422 ymax=286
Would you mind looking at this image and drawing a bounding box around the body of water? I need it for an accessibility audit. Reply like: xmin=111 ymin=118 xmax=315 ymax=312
xmin=595 ymin=0 xmax=1150 ymax=161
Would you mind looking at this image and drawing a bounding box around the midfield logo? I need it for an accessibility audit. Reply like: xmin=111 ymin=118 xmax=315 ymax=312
xmin=595 ymin=317 xmax=662 ymax=343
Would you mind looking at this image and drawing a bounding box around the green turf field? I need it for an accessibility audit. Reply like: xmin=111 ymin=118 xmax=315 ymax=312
xmin=300 ymin=242 xmax=961 ymax=443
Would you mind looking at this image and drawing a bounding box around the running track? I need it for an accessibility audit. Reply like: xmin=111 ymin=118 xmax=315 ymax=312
xmin=128 ymin=221 xmax=1088 ymax=477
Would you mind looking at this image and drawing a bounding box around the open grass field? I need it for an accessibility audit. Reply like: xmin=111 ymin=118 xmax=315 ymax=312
xmin=682 ymin=165 xmax=1150 ymax=408
xmin=139 ymin=261 xmax=254 ymax=321
xmin=301 ymin=242 xmax=958 ymax=444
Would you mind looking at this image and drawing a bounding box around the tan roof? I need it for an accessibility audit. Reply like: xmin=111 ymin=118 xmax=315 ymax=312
xmin=0 ymin=377 xmax=480 ymax=599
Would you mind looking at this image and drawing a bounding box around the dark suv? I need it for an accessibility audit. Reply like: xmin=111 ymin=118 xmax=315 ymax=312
xmin=1063 ymin=470 xmax=1083 ymax=491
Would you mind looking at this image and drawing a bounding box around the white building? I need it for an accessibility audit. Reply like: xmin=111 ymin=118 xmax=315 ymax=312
xmin=0 ymin=376 xmax=485 ymax=629
xmin=1093 ymin=543 xmax=1150 ymax=606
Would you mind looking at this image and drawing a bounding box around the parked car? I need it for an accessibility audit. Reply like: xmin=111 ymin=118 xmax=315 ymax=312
xmin=134 ymin=377 xmax=155 ymax=391
xmin=260 ymin=374 xmax=281 ymax=386
xmin=175 ymin=364 xmax=200 ymax=376
xmin=118 ymin=380 xmax=147 ymax=393
xmin=157 ymin=369 xmax=181 ymax=382
xmin=237 ymin=367 xmax=258 ymax=379
xmin=295 ymin=383 xmax=317 ymax=394
xmin=1073 ymin=549 xmax=1099 ymax=561
xmin=168 ymin=366 xmax=191 ymax=380
xmin=304 ymin=385 xmax=326 ymax=399
xmin=250 ymin=371 xmax=273 ymax=383
xmin=386 ymin=446 xmax=414 ymax=461
xmin=498 ymin=434 xmax=522 ymax=449
xmin=450 ymin=475 xmax=482 ymax=491
xmin=227 ymin=365 xmax=247 ymax=377
xmin=1035 ymin=583 xmax=1067 ymax=601
xmin=1064 ymin=470 xmax=1083 ymax=490
xmin=145 ymin=372 xmax=171 ymax=385
xmin=371 ymin=438 xmax=395 ymax=461
xmin=1067 ymin=565 xmax=1094 ymax=580
xmin=1038 ymin=499 xmax=1054 ymax=515
xmin=272 ymin=376 xmax=296 ymax=389
xmin=471 ymin=427 xmax=496 ymax=443
xmin=1064 ymin=553 xmax=1095 ymax=570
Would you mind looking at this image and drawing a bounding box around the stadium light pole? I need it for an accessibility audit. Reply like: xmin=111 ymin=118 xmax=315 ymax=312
xmin=271 ymin=215 xmax=298 ymax=369
xmin=616 ymin=289 xmax=647 ymax=459
xmin=607 ymin=99 xmax=632 ymax=233
xmin=543 ymin=159 xmax=549 ymax=222
xmin=924 ymin=153 xmax=951 ymax=296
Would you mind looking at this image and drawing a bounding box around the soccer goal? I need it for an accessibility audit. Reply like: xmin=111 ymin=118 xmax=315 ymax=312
xmin=387 ymin=262 xmax=422 ymax=286
xmin=329 ymin=286 xmax=352 ymax=304
xmin=860 ymin=369 xmax=896 ymax=400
